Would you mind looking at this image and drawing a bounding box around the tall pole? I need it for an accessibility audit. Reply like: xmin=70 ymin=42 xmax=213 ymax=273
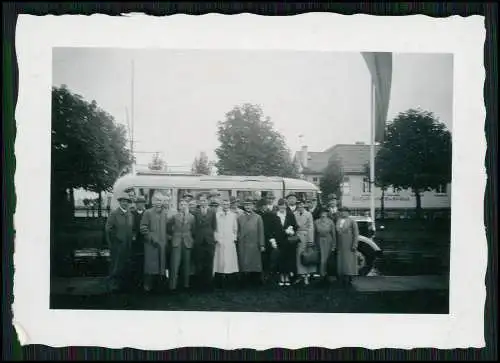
xmin=131 ymin=59 xmax=136 ymax=174
xmin=370 ymin=80 xmax=376 ymax=222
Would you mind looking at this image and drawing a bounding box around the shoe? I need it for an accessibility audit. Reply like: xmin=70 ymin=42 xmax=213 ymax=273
xmin=304 ymin=275 xmax=310 ymax=286
xmin=278 ymin=281 xmax=285 ymax=286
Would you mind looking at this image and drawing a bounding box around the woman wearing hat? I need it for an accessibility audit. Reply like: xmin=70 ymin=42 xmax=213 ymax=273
xmin=236 ymin=198 xmax=266 ymax=287
xmin=229 ymin=196 xmax=243 ymax=217
xmin=294 ymin=199 xmax=317 ymax=285
xmin=315 ymin=208 xmax=337 ymax=283
xmin=335 ymin=207 xmax=359 ymax=287
xmin=275 ymin=198 xmax=298 ymax=286
xmin=105 ymin=192 xmax=134 ymax=293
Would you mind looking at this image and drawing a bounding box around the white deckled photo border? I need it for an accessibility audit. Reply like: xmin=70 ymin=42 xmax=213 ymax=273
xmin=13 ymin=13 xmax=486 ymax=349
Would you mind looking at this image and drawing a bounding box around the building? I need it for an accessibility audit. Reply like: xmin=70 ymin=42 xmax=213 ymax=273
xmin=294 ymin=142 xmax=451 ymax=217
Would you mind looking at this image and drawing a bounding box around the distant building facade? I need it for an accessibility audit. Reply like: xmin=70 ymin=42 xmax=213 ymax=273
xmin=294 ymin=142 xmax=451 ymax=217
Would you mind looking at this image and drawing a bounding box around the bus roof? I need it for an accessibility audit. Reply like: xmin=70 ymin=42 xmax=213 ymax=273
xmin=112 ymin=173 xmax=320 ymax=193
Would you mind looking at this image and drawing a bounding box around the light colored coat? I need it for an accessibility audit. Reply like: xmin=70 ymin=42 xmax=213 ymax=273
xmin=336 ymin=217 xmax=359 ymax=276
xmin=213 ymin=210 xmax=239 ymax=274
xmin=140 ymin=208 xmax=169 ymax=275
xmin=237 ymin=211 xmax=265 ymax=272
xmin=294 ymin=209 xmax=317 ymax=274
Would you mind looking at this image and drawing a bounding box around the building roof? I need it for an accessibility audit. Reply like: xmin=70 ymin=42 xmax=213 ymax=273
xmin=296 ymin=143 xmax=382 ymax=175
xmin=325 ymin=144 xmax=382 ymax=174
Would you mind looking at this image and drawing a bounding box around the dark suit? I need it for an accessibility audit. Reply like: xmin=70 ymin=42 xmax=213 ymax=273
xmin=168 ymin=212 xmax=196 ymax=290
xmin=130 ymin=209 xmax=146 ymax=288
xmin=310 ymin=205 xmax=322 ymax=221
xmin=260 ymin=208 xmax=282 ymax=274
xmin=193 ymin=207 xmax=217 ymax=288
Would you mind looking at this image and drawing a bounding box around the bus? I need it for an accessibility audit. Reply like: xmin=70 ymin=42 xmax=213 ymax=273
xmin=109 ymin=171 xmax=321 ymax=210
xmin=105 ymin=170 xmax=382 ymax=275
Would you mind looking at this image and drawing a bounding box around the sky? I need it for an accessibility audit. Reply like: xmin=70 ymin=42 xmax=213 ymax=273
xmin=53 ymin=48 xmax=453 ymax=172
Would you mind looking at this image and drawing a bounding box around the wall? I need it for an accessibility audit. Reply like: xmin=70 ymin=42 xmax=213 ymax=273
xmin=341 ymin=174 xmax=451 ymax=210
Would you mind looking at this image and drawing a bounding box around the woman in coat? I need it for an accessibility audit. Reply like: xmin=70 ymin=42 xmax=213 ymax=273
xmin=274 ymin=198 xmax=298 ymax=286
xmin=315 ymin=209 xmax=337 ymax=283
xmin=294 ymin=199 xmax=317 ymax=285
xmin=335 ymin=207 xmax=360 ymax=287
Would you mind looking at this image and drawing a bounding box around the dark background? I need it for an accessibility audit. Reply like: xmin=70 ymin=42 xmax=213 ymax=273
xmin=2 ymin=2 xmax=497 ymax=361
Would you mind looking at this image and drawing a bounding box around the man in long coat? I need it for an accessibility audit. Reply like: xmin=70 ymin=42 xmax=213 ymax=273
xmin=105 ymin=193 xmax=134 ymax=293
xmin=168 ymin=199 xmax=196 ymax=291
xmin=213 ymin=199 xmax=239 ymax=288
xmin=193 ymin=193 xmax=218 ymax=291
xmin=130 ymin=195 xmax=147 ymax=291
xmin=140 ymin=195 xmax=170 ymax=292
xmin=237 ymin=198 xmax=266 ymax=287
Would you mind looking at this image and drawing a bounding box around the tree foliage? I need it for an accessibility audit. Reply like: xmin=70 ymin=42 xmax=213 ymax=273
xmin=320 ymin=155 xmax=344 ymax=204
xmin=52 ymin=85 xmax=133 ymax=220
xmin=148 ymin=152 xmax=167 ymax=171
xmin=192 ymin=152 xmax=211 ymax=175
xmin=215 ymin=104 xmax=298 ymax=177
xmin=377 ymin=108 xmax=452 ymax=214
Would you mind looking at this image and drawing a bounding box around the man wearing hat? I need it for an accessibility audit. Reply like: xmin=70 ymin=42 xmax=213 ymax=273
xmin=183 ymin=192 xmax=194 ymax=203
xmin=193 ymin=193 xmax=218 ymax=291
xmin=259 ymin=192 xmax=282 ymax=283
xmin=327 ymin=195 xmax=339 ymax=224
xmin=229 ymin=196 xmax=243 ymax=217
xmin=286 ymin=192 xmax=298 ymax=214
xmin=105 ymin=192 xmax=134 ymax=293
xmin=236 ymin=198 xmax=266 ymax=287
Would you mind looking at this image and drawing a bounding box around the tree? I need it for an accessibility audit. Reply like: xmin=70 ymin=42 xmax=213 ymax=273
xmin=51 ymin=85 xmax=133 ymax=222
xmin=215 ymin=104 xmax=299 ymax=177
xmin=320 ymin=155 xmax=344 ymax=205
xmin=148 ymin=152 xmax=167 ymax=171
xmin=191 ymin=152 xmax=211 ymax=175
xmin=377 ymin=108 xmax=452 ymax=218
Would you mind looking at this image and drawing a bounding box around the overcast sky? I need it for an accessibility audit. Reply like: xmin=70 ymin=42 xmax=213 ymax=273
xmin=53 ymin=48 xmax=453 ymax=171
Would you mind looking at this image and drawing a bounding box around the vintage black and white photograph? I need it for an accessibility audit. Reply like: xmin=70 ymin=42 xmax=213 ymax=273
xmin=49 ymin=47 xmax=453 ymax=314
xmin=13 ymin=13 xmax=486 ymax=349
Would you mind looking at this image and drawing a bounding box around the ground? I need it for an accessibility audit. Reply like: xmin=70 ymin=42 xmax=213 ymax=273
xmin=50 ymin=217 xmax=450 ymax=313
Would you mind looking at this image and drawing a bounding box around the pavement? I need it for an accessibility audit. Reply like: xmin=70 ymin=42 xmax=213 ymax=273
xmin=51 ymin=275 xmax=449 ymax=296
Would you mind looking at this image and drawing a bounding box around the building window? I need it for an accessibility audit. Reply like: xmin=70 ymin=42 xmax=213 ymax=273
xmin=312 ymin=177 xmax=319 ymax=183
xmin=362 ymin=177 xmax=371 ymax=193
xmin=436 ymin=184 xmax=447 ymax=194
xmin=342 ymin=176 xmax=351 ymax=195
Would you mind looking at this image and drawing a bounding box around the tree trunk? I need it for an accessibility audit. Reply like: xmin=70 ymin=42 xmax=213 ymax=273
xmin=414 ymin=189 xmax=422 ymax=219
xmin=69 ymin=188 xmax=75 ymax=221
xmin=98 ymin=191 xmax=102 ymax=218
xmin=380 ymin=187 xmax=386 ymax=220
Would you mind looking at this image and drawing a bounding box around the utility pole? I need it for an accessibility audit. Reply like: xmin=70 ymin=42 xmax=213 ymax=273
xmin=130 ymin=59 xmax=136 ymax=174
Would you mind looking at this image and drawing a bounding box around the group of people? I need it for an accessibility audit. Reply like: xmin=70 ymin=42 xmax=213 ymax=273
xmin=104 ymin=190 xmax=360 ymax=294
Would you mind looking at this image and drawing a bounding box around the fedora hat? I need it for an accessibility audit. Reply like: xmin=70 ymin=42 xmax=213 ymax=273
xmin=243 ymin=197 xmax=254 ymax=204
xmin=117 ymin=192 xmax=132 ymax=202
xmin=135 ymin=195 xmax=146 ymax=203
xmin=286 ymin=192 xmax=297 ymax=199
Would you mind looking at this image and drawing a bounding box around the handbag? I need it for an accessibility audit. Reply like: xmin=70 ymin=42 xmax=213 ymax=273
xmin=326 ymin=249 xmax=338 ymax=276
xmin=301 ymin=245 xmax=320 ymax=266
xmin=287 ymin=235 xmax=300 ymax=244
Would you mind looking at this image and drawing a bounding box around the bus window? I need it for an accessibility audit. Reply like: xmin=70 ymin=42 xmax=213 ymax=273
xmin=139 ymin=188 xmax=175 ymax=209
xmin=236 ymin=190 xmax=261 ymax=201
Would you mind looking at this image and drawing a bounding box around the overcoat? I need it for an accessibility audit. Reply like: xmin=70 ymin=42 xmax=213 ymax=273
xmin=336 ymin=217 xmax=359 ymax=276
xmin=140 ymin=208 xmax=170 ymax=275
xmin=105 ymin=207 xmax=134 ymax=283
xmin=315 ymin=217 xmax=337 ymax=276
xmin=237 ymin=211 xmax=265 ymax=272
xmin=294 ymin=209 xmax=317 ymax=274
xmin=213 ymin=210 xmax=239 ymax=274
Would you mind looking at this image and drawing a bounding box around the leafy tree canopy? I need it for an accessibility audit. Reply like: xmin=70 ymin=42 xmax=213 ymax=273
xmin=379 ymin=108 xmax=452 ymax=193
xmin=148 ymin=152 xmax=167 ymax=171
xmin=52 ymin=85 xmax=133 ymax=194
xmin=320 ymin=155 xmax=344 ymax=203
xmin=192 ymin=152 xmax=211 ymax=175
xmin=215 ymin=103 xmax=298 ymax=177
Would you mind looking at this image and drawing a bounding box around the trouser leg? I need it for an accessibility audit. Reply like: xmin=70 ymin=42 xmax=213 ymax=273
xmin=169 ymin=246 xmax=181 ymax=290
xmin=182 ymin=246 xmax=191 ymax=288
